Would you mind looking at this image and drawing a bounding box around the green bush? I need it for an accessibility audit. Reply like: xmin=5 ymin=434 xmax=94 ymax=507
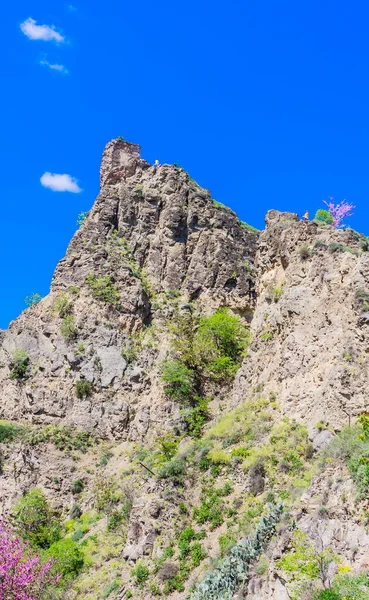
xmin=182 ymin=397 xmax=209 ymax=438
xmin=54 ymin=293 xmax=72 ymax=317
xmin=60 ymin=315 xmax=78 ymax=341
xmin=76 ymin=211 xmax=88 ymax=228
xmin=0 ymin=420 xmax=27 ymax=443
xmin=70 ymin=503 xmax=82 ymax=519
xmin=131 ymin=562 xmax=150 ymax=585
xmin=159 ymin=457 xmax=186 ymax=484
xmin=46 ymin=538 xmax=84 ymax=578
xmin=314 ymin=209 xmax=334 ymax=224
xmin=161 ymin=360 xmax=196 ymax=403
xmin=12 ymin=488 xmax=61 ymax=549
xmin=9 ymin=349 xmax=29 ymax=380
xmin=193 ymin=308 xmax=249 ymax=379
xmin=299 ymin=244 xmax=311 ymax=259
xmin=71 ymin=479 xmax=84 ymax=494
xmin=86 ymin=274 xmax=119 ymax=304
xmin=75 ymin=379 xmax=93 ymax=399
xmin=25 ymin=293 xmax=42 ymax=307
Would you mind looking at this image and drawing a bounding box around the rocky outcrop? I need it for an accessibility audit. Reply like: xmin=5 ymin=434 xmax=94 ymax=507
xmin=234 ymin=209 xmax=369 ymax=429
xmin=0 ymin=139 xmax=257 ymax=438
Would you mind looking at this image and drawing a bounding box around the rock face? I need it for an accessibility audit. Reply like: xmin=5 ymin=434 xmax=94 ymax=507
xmin=234 ymin=209 xmax=369 ymax=429
xmin=0 ymin=139 xmax=257 ymax=438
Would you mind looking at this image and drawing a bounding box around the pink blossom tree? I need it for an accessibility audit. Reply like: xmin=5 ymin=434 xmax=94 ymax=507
xmin=323 ymin=197 xmax=355 ymax=229
xmin=0 ymin=520 xmax=59 ymax=600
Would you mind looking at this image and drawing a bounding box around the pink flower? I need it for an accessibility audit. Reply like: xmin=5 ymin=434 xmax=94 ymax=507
xmin=0 ymin=520 xmax=59 ymax=600
xmin=323 ymin=197 xmax=355 ymax=229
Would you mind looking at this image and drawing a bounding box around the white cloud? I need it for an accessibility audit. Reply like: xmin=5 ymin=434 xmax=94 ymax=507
xmin=40 ymin=59 xmax=69 ymax=74
xmin=20 ymin=18 xmax=64 ymax=42
xmin=67 ymin=4 xmax=77 ymax=12
xmin=40 ymin=173 xmax=82 ymax=193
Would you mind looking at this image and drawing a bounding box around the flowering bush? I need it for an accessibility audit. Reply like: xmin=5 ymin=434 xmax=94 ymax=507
xmin=323 ymin=198 xmax=355 ymax=229
xmin=0 ymin=520 xmax=59 ymax=600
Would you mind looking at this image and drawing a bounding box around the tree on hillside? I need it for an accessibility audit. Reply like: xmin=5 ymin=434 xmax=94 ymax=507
xmin=0 ymin=520 xmax=59 ymax=600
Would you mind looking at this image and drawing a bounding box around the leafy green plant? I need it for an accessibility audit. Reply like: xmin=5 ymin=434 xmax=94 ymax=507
xmin=70 ymin=504 xmax=82 ymax=519
xmin=60 ymin=315 xmax=78 ymax=341
xmin=75 ymin=379 xmax=93 ymax=398
xmin=161 ymin=360 xmax=196 ymax=403
xmin=46 ymin=538 xmax=84 ymax=578
xmin=159 ymin=457 xmax=186 ymax=484
xmin=131 ymin=563 xmax=149 ymax=585
xmin=76 ymin=211 xmax=88 ymax=228
xmin=71 ymin=479 xmax=84 ymax=494
xmin=12 ymin=489 xmax=61 ymax=549
xmin=189 ymin=504 xmax=282 ymax=600
xmin=193 ymin=308 xmax=249 ymax=379
xmin=24 ymin=293 xmax=42 ymax=307
xmin=54 ymin=293 xmax=72 ymax=318
xmin=9 ymin=349 xmax=29 ymax=381
xmin=182 ymin=397 xmax=210 ymax=438
xmin=355 ymin=289 xmax=369 ymax=312
xmin=0 ymin=420 xmax=27 ymax=443
xmin=314 ymin=209 xmax=334 ymax=225
xmin=86 ymin=274 xmax=119 ymax=304
xmin=240 ymin=221 xmax=261 ymax=233
xmin=277 ymin=529 xmax=338 ymax=599
xmin=299 ymin=244 xmax=311 ymax=259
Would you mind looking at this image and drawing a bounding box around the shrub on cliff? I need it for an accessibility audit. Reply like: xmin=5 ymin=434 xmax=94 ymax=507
xmin=86 ymin=274 xmax=119 ymax=304
xmin=12 ymin=489 xmax=61 ymax=549
xmin=193 ymin=308 xmax=249 ymax=379
xmin=9 ymin=348 xmax=29 ymax=380
xmin=45 ymin=538 xmax=84 ymax=579
xmin=75 ymin=379 xmax=93 ymax=398
xmin=314 ymin=209 xmax=334 ymax=225
xmin=161 ymin=360 xmax=196 ymax=403
xmin=60 ymin=315 xmax=78 ymax=341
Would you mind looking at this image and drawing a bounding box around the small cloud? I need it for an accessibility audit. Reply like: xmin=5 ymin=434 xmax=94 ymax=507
xmin=40 ymin=59 xmax=69 ymax=74
xmin=41 ymin=173 xmax=82 ymax=193
xmin=67 ymin=4 xmax=78 ymax=12
xmin=20 ymin=17 xmax=64 ymax=42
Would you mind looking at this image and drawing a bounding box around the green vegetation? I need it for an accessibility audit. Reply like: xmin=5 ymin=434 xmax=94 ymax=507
xmin=131 ymin=563 xmax=150 ymax=585
xmin=323 ymin=415 xmax=369 ymax=499
xmin=60 ymin=315 xmax=78 ymax=340
xmin=12 ymin=489 xmax=61 ymax=549
xmin=277 ymin=529 xmax=338 ymax=599
xmin=72 ymin=479 xmax=84 ymax=494
xmin=189 ymin=504 xmax=282 ymax=600
xmin=314 ymin=209 xmax=334 ymax=224
xmin=240 ymin=220 xmax=261 ymax=233
xmin=194 ymin=308 xmax=249 ymax=379
xmin=182 ymin=397 xmax=210 ymax=438
xmin=76 ymin=211 xmax=88 ymax=228
xmin=86 ymin=273 xmax=119 ymax=304
xmin=9 ymin=349 xmax=29 ymax=380
xmin=314 ymin=573 xmax=369 ymax=599
xmin=355 ymin=288 xmax=369 ymax=312
xmin=24 ymin=292 xmax=42 ymax=307
xmin=27 ymin=424 xmax=95 ymax=452
xmin=299 ymin=243 xmax=311 ymax=259
xmin=54 ymin=293 xmax=72 ymax=317
xmin=46 ymin=538 xmax=84 ymax=578
xmin=161 ymin=360 xmax=196 ymax=403
xmin=0 ymin=420 xmax=27 ymax=443
xmin=75 ymin=379 xmax=94 ymax=399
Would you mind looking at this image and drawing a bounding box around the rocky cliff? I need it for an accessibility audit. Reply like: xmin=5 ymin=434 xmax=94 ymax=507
xmin=0 ymin=139 xmax=257 ymax=437
xmin=1 ymin=139 xmax=369 ymax=600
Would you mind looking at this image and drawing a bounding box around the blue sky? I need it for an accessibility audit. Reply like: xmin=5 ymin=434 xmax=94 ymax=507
xmin=0 ymin=0 xmax=368 ymax=328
